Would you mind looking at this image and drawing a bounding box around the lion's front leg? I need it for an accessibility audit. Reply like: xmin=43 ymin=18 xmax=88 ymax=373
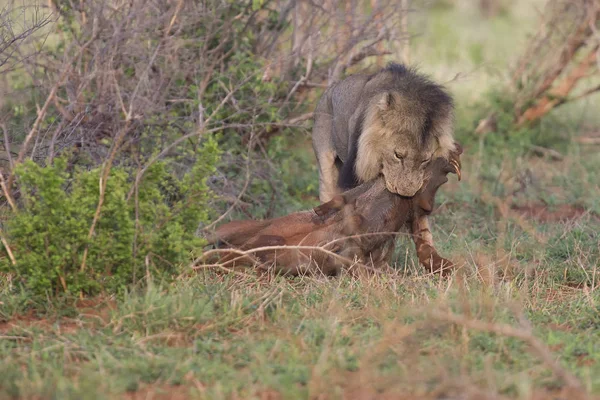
xmin=411 ymin=215 xmax=454 ymax=275
xmin=317 ymin=150 xmax=341 ymax=203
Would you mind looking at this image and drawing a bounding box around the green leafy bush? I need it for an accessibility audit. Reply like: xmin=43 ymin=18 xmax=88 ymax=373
xmin=0 ymin=138 xmax=220 ymax=298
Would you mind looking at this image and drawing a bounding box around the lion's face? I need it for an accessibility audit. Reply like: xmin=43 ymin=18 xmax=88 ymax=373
xmin=354 ymin=91 xmax=456 ymax=197
xmin=380 ymin=134 xmax=435 ymax=197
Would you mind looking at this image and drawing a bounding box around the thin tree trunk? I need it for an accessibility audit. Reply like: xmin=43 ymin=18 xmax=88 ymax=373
xmin=371 ymin=0 xmax=384 ymax=66
xmin=401 ymin=0 xmax=410 ymax=64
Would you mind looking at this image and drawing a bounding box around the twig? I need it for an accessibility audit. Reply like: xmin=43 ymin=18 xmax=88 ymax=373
xmin=571 ymin=83 xmax=600 ymax=102
xmin=126 ymin=123 xmax=259 ymax=202
xmin=0 ymin=170 xmax=17 ymax=212
xmin=46 ymin=119 xmax=66 ymax=164
xmin=517 ymin=44 xmax=600 ymax=126
xmin=200 ymin=134 xmax=255 ymax=233
xmin=0 ymin=227 xmax=16 ymax=266
xmin=1 ymin=124 xmax=13 ymax=170
xmin=401 ymin=0 xmax=410 ymax=64
xmin=81 ymin=1 xmax=186 ymax=278
xmin=285 ymin=35 xmax=314 ymax=104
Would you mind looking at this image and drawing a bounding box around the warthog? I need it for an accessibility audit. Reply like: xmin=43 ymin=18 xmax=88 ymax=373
xmin=204 ymin=144 xmax=462 ymax=276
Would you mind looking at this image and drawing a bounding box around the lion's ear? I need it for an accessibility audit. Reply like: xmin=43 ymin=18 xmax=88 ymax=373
xmin=377 ymin=92 xmax=395 ymax=111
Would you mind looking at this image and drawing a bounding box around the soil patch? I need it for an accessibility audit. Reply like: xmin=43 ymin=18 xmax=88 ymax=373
xmin=122 ymin=384 xmax=193 ymax=400
xmin=0 ymin=297 xmax=116 ymax=334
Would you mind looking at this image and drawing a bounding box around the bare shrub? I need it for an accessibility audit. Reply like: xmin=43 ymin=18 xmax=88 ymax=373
xmin=511 ymin=0 xmax=600 ymax=126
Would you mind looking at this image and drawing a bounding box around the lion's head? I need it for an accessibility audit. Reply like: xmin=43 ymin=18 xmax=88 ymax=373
xmin=355 ymin=89 xmax=455 ymax=197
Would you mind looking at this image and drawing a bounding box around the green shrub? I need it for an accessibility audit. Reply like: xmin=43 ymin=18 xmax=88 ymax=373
xmin=0 ymin=137 xmax=221 ymax=298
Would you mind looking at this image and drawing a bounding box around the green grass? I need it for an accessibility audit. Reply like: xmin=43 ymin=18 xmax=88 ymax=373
xmin=1 ymin=269 xmax=599 ymax=399
xmin=1 ymin=144 xmax=599 ymax=399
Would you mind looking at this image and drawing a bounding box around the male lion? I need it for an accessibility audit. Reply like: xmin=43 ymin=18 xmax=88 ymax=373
xmin=312 ymin=62 xmax=456 ymax=269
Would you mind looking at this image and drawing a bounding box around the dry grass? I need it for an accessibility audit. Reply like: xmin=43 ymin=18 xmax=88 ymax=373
xmin=0 ymin=266 xmax=599 ymax=399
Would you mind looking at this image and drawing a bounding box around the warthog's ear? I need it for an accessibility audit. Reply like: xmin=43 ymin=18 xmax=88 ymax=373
xmin=313 ymin=194 xmax=347 ymax=222
xmin=454 ymin=142 xmax=463 ymax=155
xmin=448 ymin=142 xmax=463 ymax=181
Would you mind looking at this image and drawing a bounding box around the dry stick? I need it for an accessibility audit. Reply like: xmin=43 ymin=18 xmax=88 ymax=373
xmin=429 ymin=309 xmax=583 ymax=390
xmin=46 ymin=119 xmax=66 ymax=164
xmin=1 ymin=123 xmax=14 ymax=170
xmin=79 ymin=120 xmax=132 ymax=274
xmin=284 ymin=35 xmax=313 ymax=104
xmin=0 ymin=227 xmax=16 ymax=266
xmin=511 ymin=3 xmax=598 ymax=113
xmin=0 ymin=171 xmax=16 ymax=212
xmin=527 ymin=15 xmax=592 ymax=101
xmin=125 ymin=123 xmax=252 ymax=202
xmin=571 ymin=82 xmax=600 ymax=102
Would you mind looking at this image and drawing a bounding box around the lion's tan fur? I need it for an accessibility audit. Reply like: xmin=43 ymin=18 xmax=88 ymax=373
xmin=355 ymin=93 xmax=456 ymax=183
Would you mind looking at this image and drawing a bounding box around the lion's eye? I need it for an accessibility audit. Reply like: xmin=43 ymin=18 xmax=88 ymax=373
xmin=394 ymin=151 xmax=404 ymax=160
xmin=421 ymin=157 xmax=431 ymax=167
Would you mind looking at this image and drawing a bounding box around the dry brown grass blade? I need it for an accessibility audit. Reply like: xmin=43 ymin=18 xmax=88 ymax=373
xmin=429 ymin=309 xmax=584 ymax=391
xmin=195 ymin=244 xmax=370 ymax=272
xmin=479 ymin=190 xmax=547 ymax=245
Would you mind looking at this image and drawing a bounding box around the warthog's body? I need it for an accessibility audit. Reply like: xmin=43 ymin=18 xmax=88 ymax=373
xmin=206 ymin=147 xmax=462 ymax=276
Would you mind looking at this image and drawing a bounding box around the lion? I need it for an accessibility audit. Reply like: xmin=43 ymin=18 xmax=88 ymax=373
xmin=311 ymin=62 xmax=456 ymax=270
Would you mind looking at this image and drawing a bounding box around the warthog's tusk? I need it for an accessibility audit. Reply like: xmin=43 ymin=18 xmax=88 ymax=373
xmin=451 ymin=160 xmax=461 ymax=181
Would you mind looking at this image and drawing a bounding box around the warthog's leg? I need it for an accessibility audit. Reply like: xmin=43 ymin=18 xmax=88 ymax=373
xmin=411 ymin=215 xmax=454 ymax=275
xmin=411 ymin=143 xmax=463 ymax=275
xmin=316 ymin=150 xmax=340 ymax=203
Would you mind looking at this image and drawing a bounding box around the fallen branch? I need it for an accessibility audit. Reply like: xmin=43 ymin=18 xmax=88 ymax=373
xmin=517 ymin=44 xmax=600 ymax=126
